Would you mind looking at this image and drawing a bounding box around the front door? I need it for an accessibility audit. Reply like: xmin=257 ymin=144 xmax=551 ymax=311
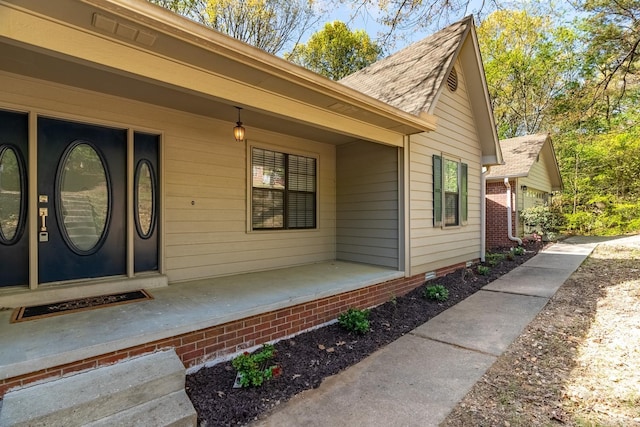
xmin=0 ymin=110 xmax=29 ymax=287
xmin=37 ymin=118 xmax=127 ymax=283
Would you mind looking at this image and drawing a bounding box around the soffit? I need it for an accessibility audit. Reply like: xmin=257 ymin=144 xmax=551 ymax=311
xmin=1 ymin=0 xmax=436 ymax=145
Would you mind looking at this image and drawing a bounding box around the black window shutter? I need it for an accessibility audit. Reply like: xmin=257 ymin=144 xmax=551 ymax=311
xmin=433 ymin=155 xmax=442 ymax=227
xmin=461 ymin=162 xmax=468 ymax=224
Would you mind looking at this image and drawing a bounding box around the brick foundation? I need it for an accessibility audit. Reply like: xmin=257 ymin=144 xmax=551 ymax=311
xmin=486 ymin=180 xmax=519 ymax=249
xmin=0 ymin=261 xmax=473 ymax=397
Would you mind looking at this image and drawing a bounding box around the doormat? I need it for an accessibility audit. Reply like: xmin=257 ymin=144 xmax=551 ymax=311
xmin=10 ymin=290 xmax=153 ymax=323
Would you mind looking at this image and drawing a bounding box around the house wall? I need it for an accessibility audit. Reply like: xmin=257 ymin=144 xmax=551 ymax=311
xmin=486 ymin=180 xmax=519 ymax=249
xmin=0 ymin=71 xmax=337 ymax=285
xmin=336 ymin=141 xmax=399 ymax=268
xmin=408 ymin=62 xmax=483 ymax=275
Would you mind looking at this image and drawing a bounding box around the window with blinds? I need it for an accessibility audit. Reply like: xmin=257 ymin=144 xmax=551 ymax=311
xmin=252 ymin=147 xmax=316 ymax=230
xmin=433 ymin=154 xmax=468 ymax=227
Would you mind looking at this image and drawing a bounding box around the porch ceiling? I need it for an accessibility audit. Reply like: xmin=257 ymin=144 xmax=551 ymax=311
xmin=0 ymin=0 xmax=438 ymax=147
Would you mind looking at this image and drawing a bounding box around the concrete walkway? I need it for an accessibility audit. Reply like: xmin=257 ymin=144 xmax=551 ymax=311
xmin=254 ymin=238 xmax=599 ymax=427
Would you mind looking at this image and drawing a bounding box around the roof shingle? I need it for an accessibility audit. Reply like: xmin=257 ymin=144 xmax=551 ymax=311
xmin=486 ymin=134 xmax=550 ymax=178
xmin=339 ymin=16 xmax=473 ymax=115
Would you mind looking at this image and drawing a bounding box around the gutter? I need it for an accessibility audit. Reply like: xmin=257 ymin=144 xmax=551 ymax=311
xmin=504 ymin=178 xmax=522 ymax=246
xmin=480 ymin=167 xmax=487 ymax=262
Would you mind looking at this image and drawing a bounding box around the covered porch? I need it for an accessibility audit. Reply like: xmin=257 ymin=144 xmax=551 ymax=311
xmin=0 ymin=261 xmax=412 ymax=395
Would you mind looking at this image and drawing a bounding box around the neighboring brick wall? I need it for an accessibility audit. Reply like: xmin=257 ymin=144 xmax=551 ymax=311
xmin=0 ymin=260 xmax=474 ymax=397
xmin=486 ymin=180 xmax=518 ymax=249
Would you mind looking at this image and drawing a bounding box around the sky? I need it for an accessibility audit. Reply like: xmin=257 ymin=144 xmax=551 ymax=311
xmin=306 ymin=0 xmax=581 ymax=54
xmin=311 ymin=0 xmax=492 ymax=52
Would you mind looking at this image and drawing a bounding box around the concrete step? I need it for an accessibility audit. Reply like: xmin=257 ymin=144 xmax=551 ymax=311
xmin=0 ymin=350 xmax=196 ymax=427
xmin=85 ymin=390 xmax=197 ymax=427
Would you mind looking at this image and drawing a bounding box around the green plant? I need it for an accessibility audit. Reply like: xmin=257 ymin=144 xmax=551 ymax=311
xmin=521 ymin=204 xmax=564 ymax=236
xmin=477 ymin=265 xmax=490 ymax=275
xmin=422 ymin=284 xmax=449 ymax=302
xmin=485 ymin=252 xmax=505 ymax=266
xmin=512 ymin=246 xmax=525 ymax=256
xmin=338 ymin=308 xmax=370 ymax=334
xmin=232 ymin=344 xmax=281 ymax=387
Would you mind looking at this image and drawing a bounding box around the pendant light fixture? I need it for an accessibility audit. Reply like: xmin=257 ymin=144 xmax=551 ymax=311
xmin=233 ymin=106 xmax=245 ymax=142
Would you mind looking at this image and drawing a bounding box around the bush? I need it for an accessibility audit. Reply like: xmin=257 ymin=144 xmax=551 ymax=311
xmin=477 ymin=265 xmax=490 ymax=276
xmin=512 ymin=246 xmax=525 ymax=256
xmin=521 ymin=204 xmax=563 ymax=236
xmin=232 ymin=344 xmax=280 ymax=387
xmin=422 ymin=284 xmax=449 ymax=302
xmin=485 ymin=252 xmax=505 ymax=266
xmin=338 ymin=308 xmax=370 ymax=334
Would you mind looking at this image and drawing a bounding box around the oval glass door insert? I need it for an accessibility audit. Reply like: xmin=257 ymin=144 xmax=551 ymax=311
xmin=0 ymin=146 xmax=24 ymax=243
xmin=135 ymin=160 xmax=155 ymax=238
xmin=59 ymin=143 xmax=109 ymax=252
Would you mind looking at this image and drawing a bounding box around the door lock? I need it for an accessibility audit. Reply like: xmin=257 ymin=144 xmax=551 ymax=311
xmin=39 ymin=207 xmax=48 ymax=232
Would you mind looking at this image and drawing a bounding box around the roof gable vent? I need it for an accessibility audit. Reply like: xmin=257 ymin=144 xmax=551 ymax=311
xmin=447 ymin=68 xmax=458 ymax=92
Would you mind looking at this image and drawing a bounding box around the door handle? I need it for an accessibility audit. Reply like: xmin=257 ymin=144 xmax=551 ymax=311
xmin=39 ymin=208 xmax=48 ymax=232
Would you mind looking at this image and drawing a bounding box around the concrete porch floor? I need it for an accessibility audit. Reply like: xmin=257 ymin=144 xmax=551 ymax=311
xmin=0 ymin=261 xmax=403 ymax=381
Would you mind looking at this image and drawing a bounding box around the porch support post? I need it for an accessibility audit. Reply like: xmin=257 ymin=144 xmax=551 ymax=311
xmin=127 ymin=129 xmax=134 ymax=278
xmin=28 ymin=111 xmax=38 ymax=289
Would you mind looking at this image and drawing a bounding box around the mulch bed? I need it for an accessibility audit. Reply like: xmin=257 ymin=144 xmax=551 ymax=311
xmin=186 ymin=240 xmax=544 ymax=426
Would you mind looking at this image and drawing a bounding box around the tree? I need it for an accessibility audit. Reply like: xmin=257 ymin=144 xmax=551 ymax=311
xmin=576 ymin=0 xmax=640 ymax=119
xmin=477 ymin=9 xmax=580 ymax=138
xmin=285 ymin=21 xmax=381 ymax=80
xmin=148 ymin=0 xmax=320 ymax=55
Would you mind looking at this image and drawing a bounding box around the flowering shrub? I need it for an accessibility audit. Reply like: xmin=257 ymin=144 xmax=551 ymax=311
xmin=422 ymin=284 xmax=449 ymax=302
xmin=232 ymin=344 xmax=281 ymax=387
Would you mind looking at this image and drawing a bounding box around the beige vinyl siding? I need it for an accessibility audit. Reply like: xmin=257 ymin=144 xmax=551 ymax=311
xmin=336 ymin=141 xmax=399 ymax=268
xmin=1 ymin=71 xmax=337 ymax=283
xmin=408 ymin=62 xmax=482 ymax=275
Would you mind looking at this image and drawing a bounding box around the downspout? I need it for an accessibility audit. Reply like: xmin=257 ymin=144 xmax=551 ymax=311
xmin=504 ymin=178 xmax=523 ymax=245
xmin=480 ymin=167 xmax=487 ymax=262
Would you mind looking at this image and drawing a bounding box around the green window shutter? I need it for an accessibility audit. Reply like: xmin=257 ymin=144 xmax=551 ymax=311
xmin=461 ymin=162 xmax=468 ymax=224
xmin=433 ymin=155 xmax=442 ymax=227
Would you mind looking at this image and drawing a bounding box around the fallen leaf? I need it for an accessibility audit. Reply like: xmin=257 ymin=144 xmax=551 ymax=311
xmin=326 ymin=347 xmax=335 ymax=353
xmin=318 ymin=344 xmax=325 ymax=350
xmin=292 ymin=374 xmax=301 ymax=379
xmin=336 ymin=341 xmax=346 ymax=346
xmin=217 ymin=391 xmax=225 ymax=398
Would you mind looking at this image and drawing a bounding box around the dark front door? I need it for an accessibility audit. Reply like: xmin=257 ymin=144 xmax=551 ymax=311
xmin=38 ymin=118 xmax=126 ymax=283
xmin=0 ymin=110 xmax=29 ymax=287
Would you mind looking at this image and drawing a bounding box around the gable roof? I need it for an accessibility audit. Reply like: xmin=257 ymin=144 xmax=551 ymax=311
xmin=340 ymin=16 xmax=471 ymax=115
xmin=487 ymin=133 xmax=563 ymax=190
xmin=340 ymin=16 xmax=502 ymax=166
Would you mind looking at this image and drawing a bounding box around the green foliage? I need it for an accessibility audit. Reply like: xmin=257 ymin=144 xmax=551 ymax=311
xmin=564 ymin=199 xmax=640 ymax=236
xmin=232 ymin=344 xmax=280 ymax=387
xmin=512 ymin=246 xmax=525 ymax=256
xmin=477 ymin=9 xmax=580 ymax=138
xmin=338 ymin=307 xmax=370 ymax=334
xmin=422 ymin=284 xmax=449 ymax=302
xmin=520 ymin=204 xmax=564 ymax=237
xmin=285 ymin=21 xmax=381 ymax=80
xmin=477 ymin=265 xmax=491 ymax=276
xmin=485 ymin=252 xmax=505 ymax=267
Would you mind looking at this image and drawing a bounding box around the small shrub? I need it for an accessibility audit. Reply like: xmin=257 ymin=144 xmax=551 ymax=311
xmin=423 ymin=284 xmax=449 ymax=302
xmin=485 ymin=252 xmax=505 ymax=266
xmin=506 ymin=251 xmax=516 ymax=261
xmin=477 ymin=265 xmax=490 ymax=276
xmin=232 ymin=344 xmax=280 ymax=387
xmin=512 ymin=246 xmax=525 ymax=256
xmin=338 ymin=308 xmax=370 ymax=334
